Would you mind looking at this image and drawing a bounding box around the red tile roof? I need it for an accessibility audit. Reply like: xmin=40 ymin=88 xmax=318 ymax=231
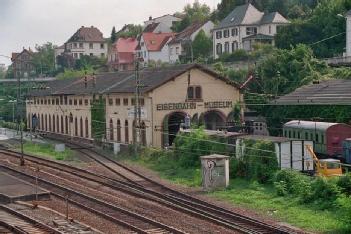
xmin=142 ymin=32 xmax=175 ymax=51
xmin=67 ymin=26 xmax=105 ymax=43
xmin=115 ymin=38 xmax=138 ymax=53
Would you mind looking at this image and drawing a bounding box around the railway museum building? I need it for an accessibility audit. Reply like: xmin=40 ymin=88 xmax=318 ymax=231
xmin=26 ymin=64 xmax=242 ymax=148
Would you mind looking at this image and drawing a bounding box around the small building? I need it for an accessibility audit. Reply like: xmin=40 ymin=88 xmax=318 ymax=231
xmin=144 ymin=15 xmax=181 ymax=32
xmin=26 ymin=64 xmax=242 ymax=148
xmin=283 ymin=121 xmax=351 ymax=157
xmin=168 ymin=21 xmax=214 ymax=63
xmin=137 ymin=32 xmax=175 ymax=65
xmin=108 ymin=37 xmax=138 ymax=71
xmin=213 ymin=3 xmax=289 ymax=59
xmin=56 ymin=26 xmax=108 ymax=60
xmin=11 ymin=48 xmax=36 ymax=78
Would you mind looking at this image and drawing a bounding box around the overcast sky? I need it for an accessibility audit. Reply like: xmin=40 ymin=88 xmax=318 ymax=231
xmin=0 ymin=0 xmax=221 ymax=66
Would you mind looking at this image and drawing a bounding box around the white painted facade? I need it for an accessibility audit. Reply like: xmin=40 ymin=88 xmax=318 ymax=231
xmin=346 ymin=14 xmax=351 ymax=57
xmin=169 ymin=21 xmax=215 ymax=63
xmin=138 ymin=36 xmax=172 ymax=65
xmin=65 ymin=42 xmax=108 ymax=59
xmin=144 ymin=14 xmax=181 ymax=29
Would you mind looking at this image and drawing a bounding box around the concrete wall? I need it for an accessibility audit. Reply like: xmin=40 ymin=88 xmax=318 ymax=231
xmin=66 ymin=42 xmax=108 ymax=59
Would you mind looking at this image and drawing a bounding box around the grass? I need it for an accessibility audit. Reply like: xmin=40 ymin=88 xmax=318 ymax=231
xmin=123 ymin=154 xmax=350 ymax=233
xmin=21 ymin=142 xmax=74 ymax=161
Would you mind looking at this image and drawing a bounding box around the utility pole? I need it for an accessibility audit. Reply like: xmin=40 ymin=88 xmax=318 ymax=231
xmin=14 ymin=59 xmax=25 ymax=166
xmin=134 ymin=54 xmax=142 ymax=154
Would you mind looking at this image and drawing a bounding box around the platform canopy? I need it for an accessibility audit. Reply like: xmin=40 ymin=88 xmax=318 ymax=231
xmin=272 ymin=79 xmax=351 ymax=105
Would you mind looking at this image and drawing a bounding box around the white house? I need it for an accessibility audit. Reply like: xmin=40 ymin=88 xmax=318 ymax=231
xmin=137 ymin=32 xmax=175 ymax=65
xmin=168 ymin=21 xmax=214 ymax=63
xmin=213 ymin=3 xmax=289 ymax=59
xmin=57 ymin=26 xmax=108 ymax=60
xmin=144 ymin=14 xmax=181 ymax=32
xmin=346 ymin=10 xmax=351 ymax=56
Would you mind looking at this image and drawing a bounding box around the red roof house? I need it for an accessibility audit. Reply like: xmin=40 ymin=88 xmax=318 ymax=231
xmin=108 ymin=37 xmax=138 ymax=71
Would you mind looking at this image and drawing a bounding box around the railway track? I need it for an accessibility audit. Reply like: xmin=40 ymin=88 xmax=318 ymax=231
xmin=0 ymin=204 xmax=62 ymax=234
xmin=41 ymin=135 xmax=294 ymax=234
xmin=0 ymin=163 xmax=184 ymax=234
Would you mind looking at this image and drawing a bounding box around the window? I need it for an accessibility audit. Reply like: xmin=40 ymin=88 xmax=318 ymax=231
xmin=90 ymin=53 xmax=93 ymax=56
xmin=246 ymin=27 xmax=257 ymax=36
xmin=125 ymin=120 xmax=129 ymax=143
xmin=232 ymin=41 xmax=238 ymax=52
xmin=321 ymin=134 xmax=324 ymax=144
xmin=223 ymin=29 xmax=230 ymax=38
xmin=216 ymin=43 xmax=222 ymax=55
xmin=187 ymin=87 xmax=194 ymax=99
xmin=115 ymin=98 xmax=120 ymax=106
xmin=305 ymin=132 xmax=308 ymax=140
xmin=140 ymin=98 xmax=145 ymax=106
xmin=108 ymin=98 xmax=113 ymax=105
xmin=100 ymin=43 xmax=104 ymax=49
xmin=231 ymin=28 xmax=238 ymax=37
xmin=123 ymin=98 xmax=129 ymax=106
xmin=79 ymin=53 xmax=83 ymax=58
xmin=224 ymin=42 xmax=230 ymax=53
xmin=69 ymin=99 xmax=72 ymax=105
xmin=64 ymin=96 xmax=68 ymax=105
xmin=144 ymin=51 xmax=146 ymax=58
xmin=89 ymin=43 xmax=93 ymax=49
xmin=176 ymin=47 xmax=180 ymax=55
xmin=74 ymin=99 xmax=77 ymax=105
xmin=79 ymin=99 xmax=82 ymax=105
xmin=269 ymin=25 xmax=272 ymax=34
xmin=131 ymin=98 xmax=136 ymax=106
xmin=170 ymin=48 xmax=173 ymax=55
xmin=79 ymin=43 xmax=83 ymax=48
xmin=316 ymin=134 xmax=319 ymax=143
xmin=195 ymin=87 xmax=202 ymax=99
xmin=187 ymin=86 xmax=202 ymax=100
xmin=117 ymin=119 xmax=121 ymax=142
xmin=74 ymin=53 xmax=78 ymax=59
xmin=84 ymin=99 xmax=88 ymax=106
xmin=73 ymin=43 xmax=77 ymax=49
xmin=216 ymin=31 xmax=222 ymax=39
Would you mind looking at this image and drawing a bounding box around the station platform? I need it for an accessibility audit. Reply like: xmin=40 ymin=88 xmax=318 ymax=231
xmin=0 ymin=170 xmax=50 ymax=204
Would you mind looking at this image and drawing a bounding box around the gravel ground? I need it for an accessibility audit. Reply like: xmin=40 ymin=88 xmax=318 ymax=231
xmin=0 ymin=155 xmax=238 ymax=234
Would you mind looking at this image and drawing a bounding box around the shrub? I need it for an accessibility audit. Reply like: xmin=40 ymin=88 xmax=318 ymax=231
xmin=337 ymin=173 xmax=351 ymax=196
xmin=274 ymin=170 xmax=312 ymax=196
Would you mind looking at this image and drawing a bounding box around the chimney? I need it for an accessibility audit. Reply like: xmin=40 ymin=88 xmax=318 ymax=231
xmin=149 ymin=16 xmax=152 ymax=20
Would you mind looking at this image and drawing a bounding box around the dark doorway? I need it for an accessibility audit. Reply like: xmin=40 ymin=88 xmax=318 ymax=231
xmin=203 ymin=111 xmax=226 ymax=130
xmin=164 ymin=112 xmax=186 ymax=147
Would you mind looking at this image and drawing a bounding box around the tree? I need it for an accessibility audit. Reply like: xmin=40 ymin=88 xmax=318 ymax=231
xmin=111 ymin=26 xmax=117 ymax=43
xmin=32 ymin=42 xmax=57 ymax=76
xmin=116 ymin=24 xmax=142 ymax=39
xmin=172 ymin=1 xmax=211 ymax=32
xmin=0 ymin=66 xmax=6 ymax=79
xmin=192 ymin=30 xmax=212 ymax=61
xmin=74 ymin=55 xmax=107 ymax=71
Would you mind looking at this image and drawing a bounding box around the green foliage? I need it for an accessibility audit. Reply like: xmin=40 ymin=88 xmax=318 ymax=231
xmin=116 ymin=24 xmax=142 ymax=39
xmin=111 ymin=26 xmax=117 ymax=43
xmin=219 ymin=49 xmax=249 ymax=62
xmin=0 ymin=120 xmax=23 ymax=130
xmin=74 ymin=55 xmax=107 ymax=71
xmin=192 ymin=30 xmax=212 ymax=60
xmin=56 ymin=68 xmax=94 ymax=80
xmin=174 ymin=127 xmax=227 ymax=168
xmin=22 ymin=142 xmax=73 ymax=161
xmin=172 ymin=1 xmax=211 ymax=32
xmin=91 ymin=97 xmax=106 ymax=141
xmin=337 ymin=173 xmax=351 ymax=195
xmin=239 ymin=140 xmax=278 ymax=183
xmin=32 ymin=42 xmax=57 ymax=76
xmin=276 ymin=0 xmax=351 ymax=58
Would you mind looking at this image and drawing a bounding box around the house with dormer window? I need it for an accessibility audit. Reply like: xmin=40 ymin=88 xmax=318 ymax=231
xmin=213 ymin=3 xmax=289 ymax=59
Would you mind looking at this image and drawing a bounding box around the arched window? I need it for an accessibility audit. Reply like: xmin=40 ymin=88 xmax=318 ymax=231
xmin=110 ymin=119 xmax=114 ymax=141
xmin=41 ymin=114 xmax=44 ymax=130
xmin=224 ymin=42 xmax=230 ymax=53
xmin=53 ymin=115 xmax=56 ymax=132
xmin=125 ymin=120 xmax=129 ymax=144
xmin=80 ymin=117 xmax=83 ymax=137
xmin=195 ymin=86 xmax=202 ymax=99
xmin=45 ymin=114 xmax=47 ymax=131
xmin=232 ymin=41 xmax=238 ymax=52
xmin=141 ymin=121 xmax=146 ymax=146
xmin=85 ymin=118 xmax=89 ymax=138
xmin=28 ymin=114 xmax=31 ymax=130
xmin=74 ymin=117 xmax=78 ymax=136
xmin=117 ymin=119 xmax=121 ymax=143
xmin=57 ymin=115 xmax=59 ymax=133
xmin=61 ymin=116 xmax=64 ymax=133
xmin=49 ymin=115 xmax=51 ymax=132
xmin=216 ymin=43 xmax=222 ymax=55
xmin=65 ymin=116 xmax=68 ymax=134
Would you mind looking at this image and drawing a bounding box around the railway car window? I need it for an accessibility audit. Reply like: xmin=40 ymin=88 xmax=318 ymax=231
xmin=321 ymin=134 xmax=324 ymax=144
xmin=310 ymin=133 xmax=313 ymax=141
xmin=289 ymin=131 xmax=291 ymax=138
xmin=298 ymin=132 xmax=301 ymax=138
xmin=316 ymin=134 xmax=319 ymax=143
xmin=293 ymin=131 xmax=296 ymax=138
xmin=305 ymin=132 xmax=308 ymax=140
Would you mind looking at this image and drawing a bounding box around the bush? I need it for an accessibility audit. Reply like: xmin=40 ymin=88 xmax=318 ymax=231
xmin=337 ymin=173 xmax=351 ymax=196
xmin=219 ymin=50 xmax=249 ymax=62
xmin=306 ymin=177 xmax=341 ymax=208
xmin=274 ymin=170 xmax=312 ymax=196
